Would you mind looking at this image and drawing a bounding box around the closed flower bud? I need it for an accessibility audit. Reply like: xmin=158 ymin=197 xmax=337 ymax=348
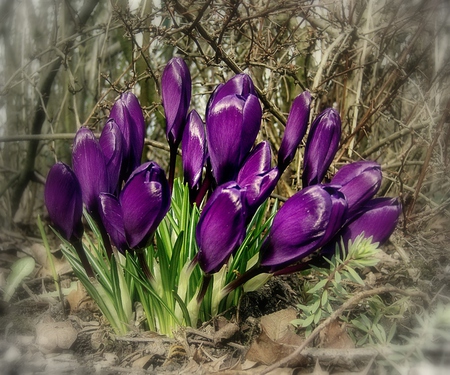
xmin=206 ymin=73 xmax=256 ymax=121
xmin=72 ymin=127 xmax=109 ymax=215
xmin=237 ymin=142 xmax=279 ymax=218
xmin=44 ymin=162 xmax=84 ymax=242
xmin=195 ymin=182 xmax=246 ymax=274
xmin=278 ymin=91 xmax=311 ymax=172
xmin=338 ymin=197 xmax=401 ymax=246
xmin=182 ymin=110 xmax=207 ymax=192
xmin=331 ymin=160 xmax=382 ymax=216
xmin=206 ymin=93 xmax=262 ymax=184
xmin=260 ymin=184 xmax=347 ymax=271
xmin=109 ymin=92 xmax=146 ymax=181
xmin=161 ymin=57 xmax=191 ymax=148
xmin=302 ymin=108 xmax=341 ymax=187
xmin=99 ymin=119 xmax=124 ymax=194
xmin=99 ymin=162 xmax=171 ymax=252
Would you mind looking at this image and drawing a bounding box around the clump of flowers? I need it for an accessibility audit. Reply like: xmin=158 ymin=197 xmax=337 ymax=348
xmin=43 ymin=57 xmax=401 ymax=336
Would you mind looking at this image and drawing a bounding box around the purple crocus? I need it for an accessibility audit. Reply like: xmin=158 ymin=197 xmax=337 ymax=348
xmin=161 ymin=57 xmax=191 ymax=148
xmin=337 ymin=197 xmax=401 ymax=247
xmin=44 ymin=162 xmax=94 ymax=276
xmin=260 ymin=184 xmax=347 ymax=271
xmin=109 ymin=92 xmax=146 ymax=181
xmin=206 ymin=73 xmax=256 ymax=121
xmin=72 ymin=127 xmax=110 ymax=215
xmin=302 ymin=108 xmax=341 ymax=187
xmin=182 ymin=110 xmax=207 ymax=194
xmin=195 ymin=182 xmax=247 ymax=274
xmin=44 ymin=162 xmax=84 ymax=242
xmin=331 ymin=160 xmax=382 ymax=216
xmin=99 ymin=161 xmax=171 ymax=253
xmin=278 ymin=91 xmax=311 ymax=173
xmin=99 ymin=119 xmax=124 ymax=194
xmin=206 ymin=93 xmax=262 ymax=185
xmin=237 ymin=141 xmax=279 ymax=218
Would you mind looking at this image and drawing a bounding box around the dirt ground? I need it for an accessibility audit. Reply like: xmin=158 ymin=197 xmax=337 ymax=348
xmin=0 ymin=213 xmax=449 ymax=375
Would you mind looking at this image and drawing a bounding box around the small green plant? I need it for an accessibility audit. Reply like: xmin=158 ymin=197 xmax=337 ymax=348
xmin=292 ymin=234 xmax=382 ymax=336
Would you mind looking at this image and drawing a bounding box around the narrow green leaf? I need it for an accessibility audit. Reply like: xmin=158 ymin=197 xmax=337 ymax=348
xmin=4 ymin=257 xmax=35 ymax=302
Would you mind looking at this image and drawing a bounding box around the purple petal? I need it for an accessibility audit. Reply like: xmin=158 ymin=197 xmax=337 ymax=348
xmin=72 ymin=127 xmax=109 ymax=214
xmin=161 ymin=57 xmax=191 ymax=147
xmin=195 ymin=182 xmax=246 ymax=274
xmin=206 ymin=74 xmax=256 ymax=120
xmin=302 ymin=108 xmax=341 ymax=186
xmin=340 ymin=197 xmax=401 ymax=246
xmin=319 ymin=185 xmax=348 ymax=246
xmin=260 ymin=185 xmax=342 ymax=270
xmin=120 ymin=162 xmax=170 ymax=249
xmin=241 ymin=167 xmax=279 ymax=219
xmin=331 ymin=161 xmax=382 ymax=215
xmin=44 ymin=162 xmax=83 ymax=241
xmin=278 ymin=91 xmax=311 ymax=172
xmin=99 ymin=119 xmax=124 ymax=194
xmin=206 ymin=94 xmax=261 ymax=184
xmin=109 ymin=92 xmax=146 ymax=179
xmin=99 ymin=193 xmax=128 ymax=253
xmin=237 ymin=141 xmax=272 ymax=185
xmin=182 ymin=110 xmax=206 ymax=190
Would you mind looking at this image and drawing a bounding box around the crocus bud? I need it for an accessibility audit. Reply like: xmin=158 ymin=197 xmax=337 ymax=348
xmin=206 ymin=73 xmax=256 ymax=121
xmin=278 ymin=91 xmax=311 ymax=172
xmin=237 ymin=142 xmax=279 ymax=218
xmin=161 ymin=57 xmax=191 ymax=148
xmin=44 ymin=162 xmax=84 ymax=242
xmin=206 ymin=94 xmax=262 ymax=184
xmin=109 ymin=92 xmax=146 ymax=181
xmin=331 ymin=160 xmax=382 ymax=216
xmin=260 ymin=184 xmax=347 ymax=271
xmin=338 ymin=197 xmax=401 ymax=246
xmin=182 ymin=110 xmax=207 ymax=192
xmin=195 ymin=182 xmax=246 ymax=274
xmin=99 ymin=119 xmax=124 ymax=194
xmin=302 ymin=108 xmax=341 ymax=187
xmin=72 ymin=127 xmax=109 ymax=215
xmin=99 ymin=162 xmax=171 ymax=252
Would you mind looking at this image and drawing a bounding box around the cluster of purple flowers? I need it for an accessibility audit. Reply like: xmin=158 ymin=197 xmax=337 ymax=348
xmin=45 ymin=57 xmax=401 ymax=283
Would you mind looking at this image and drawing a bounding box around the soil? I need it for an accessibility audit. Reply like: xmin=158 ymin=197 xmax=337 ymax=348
xmin=0 ymin=216 xmax=449 ymax=375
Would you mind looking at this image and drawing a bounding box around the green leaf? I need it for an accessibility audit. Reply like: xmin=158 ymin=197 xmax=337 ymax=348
xmin=321 ymin=290 xmax=328 ymax=307
xmin=301 ymin=314 xmax=315 ymax=328
xmin=307 ymin=278 xmax=328 ymax=294
xmin=4 ymin=257 xmax=35 ymax=302
xmin=345 ymin=266 xmax=365 ymax=285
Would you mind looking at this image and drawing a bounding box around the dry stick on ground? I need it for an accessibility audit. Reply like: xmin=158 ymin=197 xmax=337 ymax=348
xmin=260 ymin=286 xmax=429 ymax=374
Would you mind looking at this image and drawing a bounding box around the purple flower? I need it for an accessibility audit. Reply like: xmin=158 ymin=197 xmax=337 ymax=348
xmin=237 ymin=141 xmax=279 ymax=218
xmin=99 ymin=162 xmax=171 ymax=252
xmin=109 ymin=92 xmax=146 ymax=181
xmin=337 ymin=197 xmax=401 ymax=247
xmin=72 ymin=127 xmax=109 ymax=215
xmin=260 ymin=184 xmax=347 ymax=271
xmin=44 ymin=162 xmax=84 ymax=242
xmin=195 ymin=182 xmax=246 ymax=274
xmin=99 ymin=119 xmax=124 ymax=194
xmin=161 ymin=57 xmax=191 ymax=148
xmin=206 ymin=93 xmax=262 ymax=184
xmin=331 ymin=160 xmax=382 ymax=216
xmin=206 ymin=73 xmax=256 ymax=121
xmin=278 ymin=91 xmax=311 ymax=172
xmin=182 ymin=110 xmax=207 ymax=192
xmin=302 ymin=108 xmax=341 ymax=187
